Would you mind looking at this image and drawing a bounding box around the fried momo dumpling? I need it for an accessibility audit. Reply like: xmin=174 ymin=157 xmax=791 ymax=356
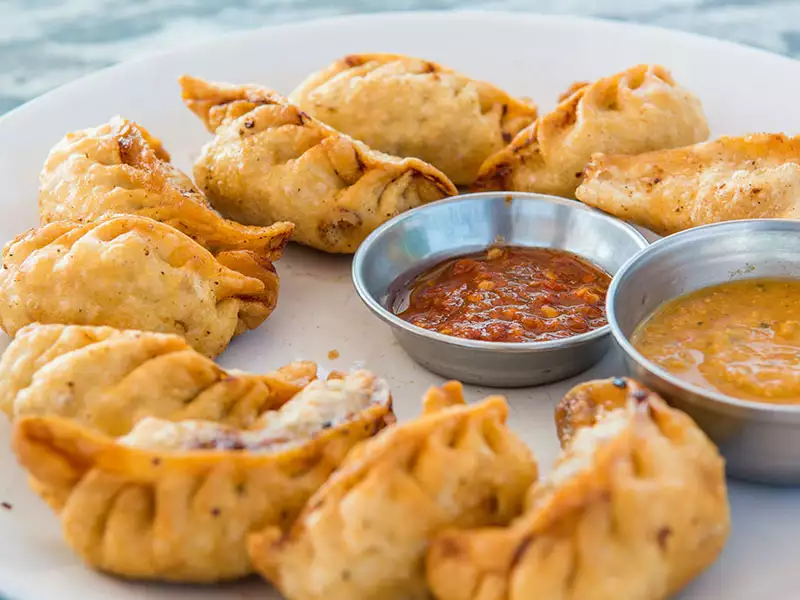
xmin=249 ymin=381 xmax=537 ymax=600
xmin=289 ymin=54 xmax=538 ymax=186
xmin=576 ymin=133 xmax=800 ymax=235
xmin=181 ymin=75 xmax=457 ymax=253
xmin=474 ymin=64 xmax=709 ymax=198
xmin=0 ymin=216 xmax=279 ymax=357
xmin=427 ymin=378 xmax=730 ymax=600
xmin=39 ymin=116 xmax=295 ymax=256
xmin=12 ymin=370 xmax=394 ymax=582
xmin=0 ymin=323 xmax=316 ymax=436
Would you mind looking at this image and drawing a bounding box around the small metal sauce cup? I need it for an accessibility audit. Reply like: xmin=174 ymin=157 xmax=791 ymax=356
xmin=352 ymin=192 xmax=648 ymax=387
xmin=607 ymin=219 xmax=800 ymax=484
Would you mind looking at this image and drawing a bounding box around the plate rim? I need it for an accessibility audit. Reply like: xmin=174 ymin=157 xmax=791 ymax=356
xmin=1 ymin=9 xmax=798 ymax=132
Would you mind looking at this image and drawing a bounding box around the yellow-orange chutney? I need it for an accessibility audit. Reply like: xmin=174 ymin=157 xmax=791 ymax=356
xmin=632 ymin=278 xmax=800 ymax=405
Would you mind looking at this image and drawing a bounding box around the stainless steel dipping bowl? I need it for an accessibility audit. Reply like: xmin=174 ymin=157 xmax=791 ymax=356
xmin=352 ymin=192 xmax=648 ymax=387
xmin=607 ymin=219 xmax=800 ymax=484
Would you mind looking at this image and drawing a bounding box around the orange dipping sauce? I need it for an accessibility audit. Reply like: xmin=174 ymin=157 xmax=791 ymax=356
xmin=632 ymin=278 xmax=800 ymax=405
xmin=393 ymin=246 xmax=610 ymax=343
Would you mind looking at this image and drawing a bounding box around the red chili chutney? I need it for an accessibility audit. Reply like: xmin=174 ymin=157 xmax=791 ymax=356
xmin=394 ymin=246 xmax=611 ymax=343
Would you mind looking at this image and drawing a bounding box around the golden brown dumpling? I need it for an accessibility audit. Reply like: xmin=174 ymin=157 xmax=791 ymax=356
xmin=12 ymin=370 xmax=394 ymax=582
xmin=38 ymin=116 xmax=295 ymax=256
xmin=289 ymin=54 xmax=538 ymax=186
xmin=0 ymin=323 xmax=316 ymax=436
xmin=474 ymin=65 xmax=709 ymax=198
xmin=427 ymin=378 xmax=729 ymax=600
xmin=181 ymin=75 xmax=457 ymax=253
xmin=249 ymin=381 xmax=537 ymax=600
xmin=575 ymin=133 xmax=800 ymax=235
xmin=0 ymin=215 xmax=280 ymax=357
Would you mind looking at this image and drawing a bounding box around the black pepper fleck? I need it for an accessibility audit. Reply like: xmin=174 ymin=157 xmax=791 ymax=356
xmin=211 ymin=507 xmax=221 ymax=517
xmin=1 ymin=502 xmax=11 ymax=510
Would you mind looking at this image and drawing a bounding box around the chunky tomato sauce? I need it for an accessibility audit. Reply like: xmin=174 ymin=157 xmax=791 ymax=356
xmin=394 ymin=246 xmax=610 ymax=343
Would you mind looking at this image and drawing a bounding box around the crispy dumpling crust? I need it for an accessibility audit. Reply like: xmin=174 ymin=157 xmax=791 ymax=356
xmin=12 ymin=371 xmax=394 ymax=582
xmin=557 ymin=81 xmax=590 ymax=103
xmin=554 ymin=376 xmax=638 ymax=448
xmin=249 ymin=381 xmax=538 ymax=600
xmin=473 ymin=64 xmax=709 ymax=198
xmin=575 ymin=133 xmax=800 ymax=235
xmin=426 ymin=378 xmax=729 ymax=600
xmin=0 ymin=215 xmax=279 ymax=357
xmin=289 ymin=53 xmax=538 ymax=186
xmin=0 ymin=323 xmax=316 ymax=436
xmin=39 ymin=116 xmax=294 ymax=256
xmin=181 ymin=75 xmax=457 ymax=253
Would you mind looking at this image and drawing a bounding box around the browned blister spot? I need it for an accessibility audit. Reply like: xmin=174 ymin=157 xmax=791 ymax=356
xmin=510 ymin=534 xmax=535 ymax=569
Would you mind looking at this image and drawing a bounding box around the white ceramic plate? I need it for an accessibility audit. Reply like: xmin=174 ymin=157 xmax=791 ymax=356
xmin=1 ymin=11 xmax=799 ymax=600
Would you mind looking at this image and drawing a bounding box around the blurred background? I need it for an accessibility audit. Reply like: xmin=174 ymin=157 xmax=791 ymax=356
xmin=1 ymin=0 xmax=798 ymax=115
